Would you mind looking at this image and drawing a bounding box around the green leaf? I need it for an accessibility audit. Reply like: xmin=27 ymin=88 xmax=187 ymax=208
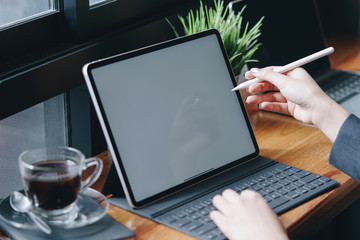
xmin=165 ymin=0 xmax=264 ymax=75
xmin=165 ymin=18 xmax=180 ymax=38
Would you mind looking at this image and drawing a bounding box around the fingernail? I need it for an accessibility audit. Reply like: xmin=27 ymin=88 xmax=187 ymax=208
xmin=244 ymin=97 xmax=247 ymax=102
xmin=257 ymin=103 xmax=263 ymax=110
xmin=250 ymin=68 xmax=260 ymax=73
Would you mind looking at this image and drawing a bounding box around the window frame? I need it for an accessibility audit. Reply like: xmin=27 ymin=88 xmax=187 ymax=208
xmin=63 ymin=0 xmax=196 ymax=39
xmin=1 ymin=0 xmax=201 ymax=120
xmin=0 ymin=2 xmax=64 ymax=69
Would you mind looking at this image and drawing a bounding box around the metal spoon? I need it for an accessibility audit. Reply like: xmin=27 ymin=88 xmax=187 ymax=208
xmin=10 ymin=191 xmax=52 ymax=235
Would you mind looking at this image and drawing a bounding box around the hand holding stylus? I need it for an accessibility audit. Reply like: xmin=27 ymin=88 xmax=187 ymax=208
xmin=242 ymin=52 xmax=350 ymax=142
xmin=231 ymin=47 xmax=334 ymax=91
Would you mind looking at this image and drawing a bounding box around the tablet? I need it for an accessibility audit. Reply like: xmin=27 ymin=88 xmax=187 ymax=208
xmin=82 ymin=29 xmax=258 ymax=208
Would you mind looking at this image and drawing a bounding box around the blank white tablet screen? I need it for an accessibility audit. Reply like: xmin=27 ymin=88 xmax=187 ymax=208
xmin=91 ymin=34 xmax=256 ymax=202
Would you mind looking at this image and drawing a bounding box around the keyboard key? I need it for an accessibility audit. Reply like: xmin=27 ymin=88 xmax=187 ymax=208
xmin=304 ymin=184 xmax=316 ymax=190
xmin=270 ymin=169 xmax=281 ymax=175
xmin=202 ymin=216 xmax=213 ymax=223
xmin=259 ymin=182 xmax=270 ymax=187
xmin=212 ymin=234 xmax=226 ymax=240
xmin=276 ymin=165 xmax=292 ymax=171
xmin=208 ymin=205 xmax=216 ymax=211
xmin=272 ymin=183 xmax=282 ymax=190
xmin=278 ymin=180 xmax=291 ymax=186
xmin=254 ymin=177 xmax=265 ymax=182
xmin=269 ymin=193 xmax=281 ymax=199
xmin=252 ymin=185 xmax=262 ymax=191
xmin=294 ymin=171 xmax=311 ymax=178
xmin=196 ymin=222 xmax=218 ymax=235
xmin=263 ymin=173 xmax=273 ymax=178
xmin=211 ymin=228 xmax=222 ymax=235
xmin=283 ymin=170 xmax=294 ymax=176
xmin=302 ymin=174 xmax=321 ymax=183
xmin=174 ymin=218 xmax=191 ymax=227
xmin=236 ymin=185 xmax=248 ymax=192
xmin=189 ymin=213 xmax=202 ymax=220
xmin=287 ymin=176 xmax=298 ymax=182
xmin=313 ymin=180 xmax=324 ymax=186
xmin=269 ymin=196 xmax=290 ymax=208
xmin=277 ymin=189 xmax=289 ymax=195
xmin=274 ymin=174 xmax=287 ymax=180
xmin=184 ymin=208 xmax=195 ymax=214
xmin=200 ymin=209 xmax=210 ymax=215
xmin=291 ymin=167 xmax=302 ymax=173
xmin=202 ymin=200 xmax=212 ymax=206
xmin=245 ymin=180 xmax=257 ymax=186
xmin=263 ymin=188 xmax=274 ymax=194
xmin=320 ymin=176 xmax=332 ymax=182
xmin=293 ymin=181 xmax=304 ymax=187
xmin=204 ymin=232 xmax=218 ymax=239
xmin=175 ymin=212 xmax=187 ymax=218
xmin=268 ymin=178 xmax=278 ymax=184
xmin=187 ymin=221 xmax=203 ymax=231
xmin=286 ymin=192 xmax=300 ymax=199
xmin=193 ymin=204 xmax=205 ymax=210
xmin=162 ymin=215 xmax=177 ymax=223
xmin=283 ymin=185 xmax=296 ymax=191
xmin=264 ymin=196 xmax=272 ymax=203
xmin=295 ymin=187 xmax=309 ymax=194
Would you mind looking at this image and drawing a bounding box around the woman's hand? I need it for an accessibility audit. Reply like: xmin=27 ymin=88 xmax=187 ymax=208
xmin=243 ymin=67 xmax=350 ymax=141
xmin=210 ymin=189 xmax=288 ymax=240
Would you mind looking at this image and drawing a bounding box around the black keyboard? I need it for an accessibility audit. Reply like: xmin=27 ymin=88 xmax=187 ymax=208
xmin=323 ymin=72 xmax=360 ymax=103
xmin=156 ymin=163 xmax=337 ymax=240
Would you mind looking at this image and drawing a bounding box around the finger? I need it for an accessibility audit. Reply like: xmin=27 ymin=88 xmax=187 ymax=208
xmin=244 ymin=67 xmax=261 ymax=78
xmin=252 ymin=67 xmax=293 ymax=89
xmin=209 ymin=210 xmax=225 ymax=224
xmin=244 ymin=70 xmax=256 ymax=80
xmin=259 ymin=102 xmax=291 ymax=115
xmin=246 ymin=92 xmax=287 ymax=104
xmin=210 ymin=211 xmax=231 ymax=238
xmin=244 ymin=67 xmax=272 ymax=80
xmin=247 ymin=81 xmax=279 ymax=94
xmin=212 ymin=194 xmax=232 ymax=215
xmin=240 ymin=189 xmax=264 ymax=200
xmin=221 ymin=189 xmax=240 ymax=203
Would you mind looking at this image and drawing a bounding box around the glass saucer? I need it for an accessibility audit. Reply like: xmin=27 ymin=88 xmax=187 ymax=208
xmin=0 ymin=188 xmax=109 ymax=229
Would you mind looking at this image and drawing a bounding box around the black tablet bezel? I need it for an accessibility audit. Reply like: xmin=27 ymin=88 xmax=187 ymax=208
xmin=83 ymin=29 xmax=259 ymax=208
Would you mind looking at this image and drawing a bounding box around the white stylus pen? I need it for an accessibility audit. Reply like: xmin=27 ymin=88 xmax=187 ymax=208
xmin=231 ymin=47 xmax=335 ymax=91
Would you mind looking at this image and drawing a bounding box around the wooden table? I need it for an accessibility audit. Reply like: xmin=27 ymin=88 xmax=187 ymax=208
xmin=104 ymin=33 xmax=360 ymax=240
xmin=1 ymin=34 xmax=359 ymax=240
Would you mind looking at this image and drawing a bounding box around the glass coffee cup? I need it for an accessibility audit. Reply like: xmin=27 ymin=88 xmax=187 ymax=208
xmin=18 ymin=146 xmax=103 ymax=225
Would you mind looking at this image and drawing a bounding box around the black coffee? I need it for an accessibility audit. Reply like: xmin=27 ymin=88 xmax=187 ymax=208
xmin=25 ymin=160 xmax=81 ymax=210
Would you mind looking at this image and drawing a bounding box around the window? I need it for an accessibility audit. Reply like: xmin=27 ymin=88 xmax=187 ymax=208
xmin=1 ymin=0 xmax=198 ymax=120
xmin=0 ymin=0 xmax=58 ymax=30
xmin=63 ymin=0 xmax=195 ymax=38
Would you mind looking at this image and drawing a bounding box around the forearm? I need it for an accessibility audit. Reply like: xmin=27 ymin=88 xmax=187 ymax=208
xmin=312 ymin=94 xmax=350 ymax=142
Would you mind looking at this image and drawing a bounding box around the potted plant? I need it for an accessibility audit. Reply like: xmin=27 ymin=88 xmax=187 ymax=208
xmin=166 ymin=0 xmax=264 ymax=77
